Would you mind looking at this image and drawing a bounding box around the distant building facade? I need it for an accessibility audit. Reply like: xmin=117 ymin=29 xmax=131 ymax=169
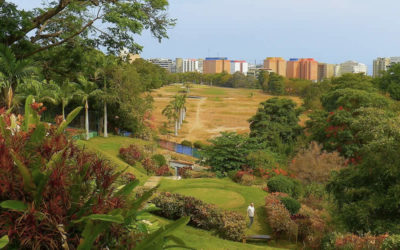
xmin=263 ymin=57 xmax=286 ymax=77
xmin=148 ymin=58 xmax=175 ymax=72
xmin=230 ymin=60 xmax=249 ymax=75
xmin=335 ymin=61 xmax=367 ymax=76
xmin=373 ymin=57 xmax=390 ymax=77
xmin=286 ymin=58 xmax=301 ymax=79
xmin=299 ymin=58 xmax=318 ymax=81
xmin=318 ymin=63 xmax=335 ymax=81
xmin=373 ymin=57 xmax=400 ymax=77
xmin=175 ymin=58 xmax=203 ymax=73
xmin=203 ymin=57 xmax=230 ymax=74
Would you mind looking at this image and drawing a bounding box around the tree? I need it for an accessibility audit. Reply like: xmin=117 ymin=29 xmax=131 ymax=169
xmin=54 ymin=80 xmax=80 ymax=120
xmin=257 ymin=70 xmax=269 ymax=91
xmin=200 ymin=132 xmax=259 ymax=174
xmin=327 ymin=125 xmax=400 ymax=234
xmin=76 ymin=76 xmax=98 ymax=140
xmin=249 ymin=97 xmax=302 ymax=147
xmin=267 ymin=72 xmax=285 ymax=95
xmin=1 ymin=1 xmax=175 ymax=58
xmin=162 ymin=94 xmax=185 ymax=136
xmin=0 ymin=43 xmax=36 ymax=108
xmin=14 ymin=79 xmax=59 ymax=109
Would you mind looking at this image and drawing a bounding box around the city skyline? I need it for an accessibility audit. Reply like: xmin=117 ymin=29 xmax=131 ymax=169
xmin=10 ymin=0 xmax=400 ymax=74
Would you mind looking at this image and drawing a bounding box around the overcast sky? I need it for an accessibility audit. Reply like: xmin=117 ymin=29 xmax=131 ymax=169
xmin=9 ymin=0 xmax=400 ymax=71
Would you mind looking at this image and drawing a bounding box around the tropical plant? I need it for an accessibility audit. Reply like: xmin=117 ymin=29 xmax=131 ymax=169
xmin=76 ymin=76 xmax=98 ymax=140
xmin=0 ymin=96 xmax=191 ymax=249
xmin=0 ymin=43 xmax=36 ymax=108
xmin=14 ymin=79 xmax=59 ymax=109
xmin=55 ymin=80 xmax=80 ymax=120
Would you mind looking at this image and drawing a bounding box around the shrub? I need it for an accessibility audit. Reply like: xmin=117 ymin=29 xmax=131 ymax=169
xmin=142 ymin=157 xmax=157 ymax=174
xmin=265 ymin=193 xmax=293 ymax=237
xmin=289 ymin=142 xmax=346 ymax=184
xmin=334 ymin=233 xmax=388 ymax=250
xmin=280 ymin=197 xmax=301 ymax=215
xmin=233 ymin=170 xmax=256 ymax=186
xmin=193 ymin=140 xmax=206 ymax=149
xmin=181 ymin=140 xmax=192 ymax=147
xmin=267 ymin=175 xmax=301 ymax=198
xmin=119 ymin=144 xmax=143 ymax=165
xmin=382 ymin=235 xmax=400 ymax=250
xmin=295 ymin=205 xmax=331 ymax=248
xmin=152 ymin=192 xmax=246 ymax=241
xmin=155 ymin=165 xmax=172 ymax=176
xmin=178 ymin=167 xmax=192 ymax=178
xmin=0 ymin=101 xmax=167 ymax=249
xmin=152 ymin=154 xmax=167 ymax=167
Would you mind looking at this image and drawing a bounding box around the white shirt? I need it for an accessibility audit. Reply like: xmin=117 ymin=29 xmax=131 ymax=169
xmin=247 ymin=206 xmax=255 ymax=217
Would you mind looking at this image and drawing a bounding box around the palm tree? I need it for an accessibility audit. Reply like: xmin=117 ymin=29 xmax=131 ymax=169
xmin=15 ymin=79 xmax=59 ymax=107
xmin=162 ymin=94 xmax=187 ymax=136
xmin=0 ymin=44 xmax=36 ymax=108
xmin=56 ymin=80 xmax=79 ymax=120
xmin=76 ymin=76 xmax=98 ymax=140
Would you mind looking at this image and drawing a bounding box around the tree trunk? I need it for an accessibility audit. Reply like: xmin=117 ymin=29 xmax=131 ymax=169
xmin=104 ymin=102 xmax=108 ymax=138
xmin=85 ymin=100 xmax=89 ymax=140
xmin=175 ymin=119 xmax=178 ymax=136
xmin=62 ymin=101 xmax=65 ymax=120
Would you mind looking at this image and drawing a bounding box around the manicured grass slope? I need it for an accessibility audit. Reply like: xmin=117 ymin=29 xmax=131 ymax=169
xmin=152 ymin=215 xmax=284 ymax=250
xmin=77 ymin=136 xmax=151 ymax=183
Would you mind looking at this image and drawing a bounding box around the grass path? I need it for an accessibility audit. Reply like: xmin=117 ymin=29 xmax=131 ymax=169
xmin=189 ymin=97 xmax=207 ymax=134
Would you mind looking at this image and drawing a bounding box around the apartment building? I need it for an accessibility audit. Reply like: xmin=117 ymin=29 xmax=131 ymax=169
xmin=203 ymin=57 xmax=231 ymax=74
xmin=263 ymin=57 xmax=286 ymax=77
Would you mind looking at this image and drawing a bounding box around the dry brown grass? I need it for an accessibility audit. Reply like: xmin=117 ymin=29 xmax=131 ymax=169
xmin=151 ymin=84 xmax=304 ymax=143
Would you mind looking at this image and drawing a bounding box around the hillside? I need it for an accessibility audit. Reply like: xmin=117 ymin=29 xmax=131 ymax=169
xmin=151 ymin=84 xmax=303 ymax=143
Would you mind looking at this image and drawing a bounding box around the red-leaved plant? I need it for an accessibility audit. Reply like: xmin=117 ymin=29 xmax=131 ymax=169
xmin=0 ymin=96 xmax=191 ymax=249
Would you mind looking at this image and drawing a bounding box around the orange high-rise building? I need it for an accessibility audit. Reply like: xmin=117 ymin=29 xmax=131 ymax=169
xmin=263 ymin=57 xmax=286 ymax=77
xmin=203 ymin=57 xmax=231 ymax=74
xmin=299 ymin=58 xmax=318 ymax=81
xmin=286 ymin=58 xmax=301 ymax=79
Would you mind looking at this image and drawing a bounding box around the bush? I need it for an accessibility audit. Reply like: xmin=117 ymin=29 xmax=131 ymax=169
xmin=178 ymin=167 xmax=192 ymax=178
xmin=142 ymin=157 xmax=157 ymax=174
xmin=289 ymin=142 xmax=346 ymax=184
xmin=382 ymin=235 xmax=400 ymax=250
xmin=0 ymin=104 xmax=149 ymax=249
xmin=265 ymin=193 xmax=296 ymax=239
xmin=181 ymin=140 xmax=193 ymax=147
xmin=152 ymin=192 xmax=246 ymax=241
xmin=152 ymin=154 xmax=167 ymax=167
xmin=233 ymin=170 xmax=256 ymax=186
xmin=334 ymin=233 xmax=388 ymax=249
xmin=267 ymin=175 xmax=301 ymax=198
xmin=193 ymin=140 xmax=206 ymax=149
xmin=119 ymin=145 xmax=143 ymax=165
xmin=155 ymin=165 xmax=172 ymax=176
xmin=280 ymin=197 xmax=301 ymax=215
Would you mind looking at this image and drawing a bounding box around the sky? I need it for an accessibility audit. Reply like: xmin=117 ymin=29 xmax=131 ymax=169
xmin=9 ymin=0 xmax=400 ymax=72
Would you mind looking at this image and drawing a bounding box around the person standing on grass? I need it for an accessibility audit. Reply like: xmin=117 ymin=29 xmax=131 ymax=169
xmin=247 ymin=203 xmax=255 ymax=228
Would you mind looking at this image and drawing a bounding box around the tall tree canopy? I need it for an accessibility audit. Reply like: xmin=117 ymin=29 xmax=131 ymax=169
xmin=0 ymin=0 xmax=175 ymax=58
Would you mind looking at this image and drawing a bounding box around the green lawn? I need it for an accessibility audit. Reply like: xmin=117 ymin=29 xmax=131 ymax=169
xmin=77 ymin=136 xmax=153 ymax=184
xmin=77 ymin=136 xmax=296 ymax=249
xmin=151 ymin=215 xmax=285 ymax=250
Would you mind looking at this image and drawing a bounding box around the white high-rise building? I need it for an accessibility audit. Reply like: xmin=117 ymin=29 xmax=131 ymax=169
xmin=335 ymin=61 xmax=367 ymax=76
xmin=175 ymin=58 xmax=202 ymax=73
xmin=230 ymin=60 xmax=249 ymax=75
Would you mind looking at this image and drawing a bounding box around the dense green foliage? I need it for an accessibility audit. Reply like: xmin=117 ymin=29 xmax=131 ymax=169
xmin=0 ymin=1 xmax=174 ymax=58
xmin=279 ymin=197 xmax=301 ymax=215
xmin=249 ymin=97 xmax=302 ymax=145
xmin=267 ymin=175 xmax=301 ymax=198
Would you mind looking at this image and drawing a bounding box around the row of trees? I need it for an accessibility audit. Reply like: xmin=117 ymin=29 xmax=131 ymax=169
xmin=162 ymin=94 xmax=187 ymax=136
